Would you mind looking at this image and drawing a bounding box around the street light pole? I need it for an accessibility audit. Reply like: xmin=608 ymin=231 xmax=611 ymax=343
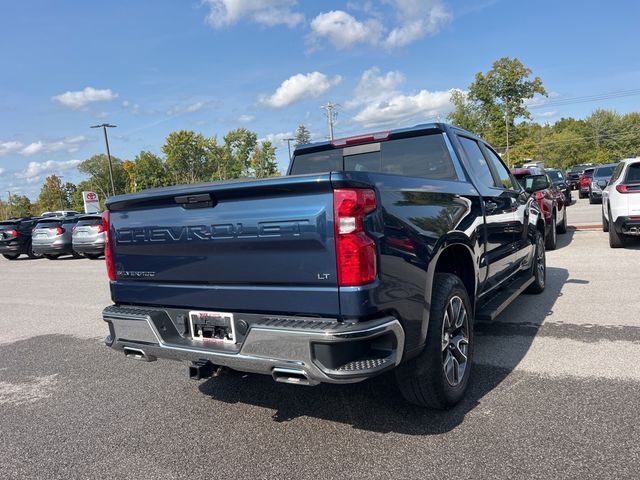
xmin=90 ymin=123 xmax=117 ymax=196
xmin=283 ymin=137 xmax=294 ymax=162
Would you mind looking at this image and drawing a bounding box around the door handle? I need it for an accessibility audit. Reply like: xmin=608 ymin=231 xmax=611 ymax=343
xmin=484 ymin=201 xmax=498 ymax=212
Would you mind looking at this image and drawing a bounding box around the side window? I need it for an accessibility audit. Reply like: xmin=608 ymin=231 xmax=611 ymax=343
xmin=483 ymin=145 xmax=515 ymax=190
xmin=458 ymin=136 xmax=495 ymax=189
xmin=611 ymin=163 xmax=624 ymax=182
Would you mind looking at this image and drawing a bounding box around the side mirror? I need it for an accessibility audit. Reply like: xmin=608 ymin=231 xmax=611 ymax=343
xmin=597 ymin=180 xmax=608 ymax=189
xmin=524 ymin=175 xmax=548 ymax=194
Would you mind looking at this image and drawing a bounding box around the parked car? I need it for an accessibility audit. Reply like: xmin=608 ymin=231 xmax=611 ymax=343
xmin=566 ymin=164 xmax=592 ymax=190
xmin=72 ymin=214 xmax=105 ymax=258
xmin=546 ymin=168 xmax=572 ymax=205
xmin=102 ymin=123 xmax=548 ymax=409
xmin=31 ymin=215 xmax=80 ymax=259
xmin=602 ymin=158 xmax=640 ymax=248
xmin=40 ymin=210 xmax=81 ymax=217
xmin=512 ymin=167 xmax=567 ymax=250
xmin=588 ymin=163 xmax=617 ymax=204
xmin=578 ymin=167 xmax=595 ymax=198
xmin=0 ymin=217 xmax=41 ymax=260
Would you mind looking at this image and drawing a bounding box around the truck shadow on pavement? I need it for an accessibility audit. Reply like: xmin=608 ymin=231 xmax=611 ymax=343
xmin=200 ymin=266 xmax=572 ymax=435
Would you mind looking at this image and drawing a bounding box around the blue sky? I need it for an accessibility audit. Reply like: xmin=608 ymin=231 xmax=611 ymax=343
xmin=1 ymin=0 xmax=639 ymax=200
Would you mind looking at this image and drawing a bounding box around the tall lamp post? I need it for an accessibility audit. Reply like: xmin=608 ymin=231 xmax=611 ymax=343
xmin=90 ymin=123 xmax=117 ymax=196
xmin=282 ymin=137 xmax=294 ymax=162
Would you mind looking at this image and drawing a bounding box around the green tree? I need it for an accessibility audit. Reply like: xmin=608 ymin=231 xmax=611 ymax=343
xmin=77 ymin=154 xmax=128 ymax=199
xmin=468 ymin=57 xmax=547 ymax=164
xmin=34 ymin=175 xmax=68 ymax=214
xmin=6 ymin=195 xmax=32 ymax=218
xmin=294 ymin=124 xmax=311 ymax=146
xmin=223 ymin=128 xmax=257 ymax=177
xmin=448 ymin=90 xmax=488 ymax=135
xmin=252 ymin=141 xmax=279 ymax=178
xmin=132 ymin=151 xmax=171 ymax=190
xmin=162 ymin=130 xmax=210 ymax=184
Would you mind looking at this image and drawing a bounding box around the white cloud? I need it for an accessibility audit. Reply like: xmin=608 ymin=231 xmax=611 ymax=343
xmin=536 ymin=111 xmax=557 ymax=118
xmin=0 ymin=141 xmax=24 ymax=157
xmin=166 ymin=101 xmax=209 ymax=116
xmin=203 ymin=0 xmax=304 ymax=28
xmin=259 ymin=72 xmax=342 ymax=108
xmin=238 ymin=114 xmax=255 ymax=123
xmin=52 ymin=87 xmax=118 ymax=109
xmin=260 ymin=131 xmax=294 ymax=144
xmin=352 ymin=88 xmax=457 ymax=128
xmin=308 ymin=10 xmax=383 ymax=49
xmin=309 ymin=1 xmax=451 ymax=50
xmin=16 ymin=159 xmax=82 ymax=179
xmin=347 ymin=67 xmax=405 ymax=108
xmin=383 ymin=0 xmax=452 ymax=48
xmin=0 ymin=167 xmax=5 ymax=176
xmin=20 ymin=142 xmax=45 ymax=156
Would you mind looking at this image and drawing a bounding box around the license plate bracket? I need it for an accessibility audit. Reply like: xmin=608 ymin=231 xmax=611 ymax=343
xmin=189 ymin=310 xmax=236 ymax=344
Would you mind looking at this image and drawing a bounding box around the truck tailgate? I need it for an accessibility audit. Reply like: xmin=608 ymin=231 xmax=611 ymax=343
xmin=107 ymin=175 xmax=340 ymax=316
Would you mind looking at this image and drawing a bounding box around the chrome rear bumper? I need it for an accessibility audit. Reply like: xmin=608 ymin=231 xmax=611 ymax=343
xmin=103 ymin=305 xmax=405 ymax=385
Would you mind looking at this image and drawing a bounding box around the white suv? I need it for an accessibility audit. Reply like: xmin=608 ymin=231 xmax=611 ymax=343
xmin=602 ymin=158 xmax=640 ymax=248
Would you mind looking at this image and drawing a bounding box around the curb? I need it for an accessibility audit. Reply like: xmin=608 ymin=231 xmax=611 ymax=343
xmin=569 ymin=224 xmax=602 ymax=231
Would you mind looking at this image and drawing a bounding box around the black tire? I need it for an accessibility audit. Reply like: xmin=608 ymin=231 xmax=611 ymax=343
xmin=602 ymin=209 xmax=609 ymax=232
xmin=85 ymin=253 xmax=102 ymax=260
xmin=27 ymin=243 xmax=40 ymax=259
xmin=395 ymin=273 xmax=473 ymax=409
xmin=545 ymin=214 xmax=557 ymax=250
xmin=44 ymin=254 xmax=60 ymax=260
xmin=2 ymin=253 xmax=19 ymax=260
xmin=588 ymin=195 xmax=595 ymax=204
xmin=579 ymin=191 xmax=586 ymax=199
xmin=72 ymin=251 xmax=83 ymax=259
xmin=608 ymin=209 xmax=625 ymax=248
xmin=557 ymin=209 xmax=567 ymax=234
xmin=525 ymin=229 xmax=546 ymax=294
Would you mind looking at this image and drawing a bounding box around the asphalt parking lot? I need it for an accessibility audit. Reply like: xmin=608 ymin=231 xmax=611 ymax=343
xmin=1 ymin=196 xmax=639 ymax=480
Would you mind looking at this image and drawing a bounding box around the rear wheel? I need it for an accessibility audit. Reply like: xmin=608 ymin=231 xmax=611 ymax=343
xmin=2 ymin=253 xmax=19 ymax=260
xmin=525 ymin=230 xmax=546 ymax=294
xmin=557 ymin=209 xmax=567 ymax=234
xmin=588 ymin=195 xmax=595 ymax=204
xmin=545 ymin=214 xmax=557 ymax=250
xmin=602 ymin=209 xmax=609 ymax=232
xmin=27 ymin=243 xmax=40 ymax=259
xmin=608 ymin=209 xmax=625 ymax=248
xmin=395 ymin=273 xmax=473 ymax=409
xmin=72 ymin=251 xmax=83 ymax=259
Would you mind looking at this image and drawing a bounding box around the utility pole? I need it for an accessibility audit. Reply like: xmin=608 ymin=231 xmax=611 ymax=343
xmin=321 ymin=102 xmax=339 ymax=140
xmin=90 ymin=123 xmax=117 ymax=196
xmin=504 ymin=104 xmax=510 ymax=168
xmin=6 ymin=191 xmax=11 ymax=218
xmin=57 ymin=176 xmax=65 ymax=210
xmin=282 ymin=137 xmax=294 ymax=161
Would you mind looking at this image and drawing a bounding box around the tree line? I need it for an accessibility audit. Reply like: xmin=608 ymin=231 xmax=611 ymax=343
xmin=2 ymin=58 xmax=639 ymax=220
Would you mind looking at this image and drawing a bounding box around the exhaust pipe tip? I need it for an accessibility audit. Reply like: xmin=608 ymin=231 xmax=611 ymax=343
xmin=123 ymin=346 xmax=156 ymax=362
xmin=272 ymin=367 xmax=313 ymax=386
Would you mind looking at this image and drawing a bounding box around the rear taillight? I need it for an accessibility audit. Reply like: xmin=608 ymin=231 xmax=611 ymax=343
xmin=534 ymin=191 xmax=545 ymax=201
xmin=49 ymin=227 xmax=65 ymax=235
xmin=616 ymin=184 xmax=640 ymax=193
xmin=5 ymin=229 xmax=19 ymax=237
xmin=333 ymin=188 xmax=377 ymax=286
xmin=102 ymin=211 xmax=115 ymax=281
xmin=97 ymin=223 xmax=106 ymax=233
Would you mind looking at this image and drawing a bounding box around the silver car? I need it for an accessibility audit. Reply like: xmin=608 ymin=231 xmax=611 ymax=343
xmin=72 ymin=214 xmax=105 ymax=259
xmin=32 ymin=216 xmax=80 ymax=259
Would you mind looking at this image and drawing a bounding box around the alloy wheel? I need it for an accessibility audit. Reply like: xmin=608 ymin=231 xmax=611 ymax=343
xmin=441 ymin=296 xmax=470 ymax=387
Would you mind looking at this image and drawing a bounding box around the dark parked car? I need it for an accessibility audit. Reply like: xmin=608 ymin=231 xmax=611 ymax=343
xmin=512 ymin=167 xmax=567 ymax=250
xmin=546 ymin=168 xmax=572 ymax=205
xmin=578 ymin=167 xmax=595 ymax=198
xmin=0 ymin=217 xmax=41 ymax=260
xmin=32 ymin=215 xmax=80 ymax=259
xmin=72 ymin=214 xmax=106 ymax=258
xmin=566 ymin=164 xmax=592 ymax=190
xmin=102 ymin=123 xmax=548 ymax=409
xmin=588 ymin=163 xmax=617 ymax=204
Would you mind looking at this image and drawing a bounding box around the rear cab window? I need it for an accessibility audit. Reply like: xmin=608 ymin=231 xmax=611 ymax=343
xmin=76 ymin=217 xmax=102 ymax=227
xmin=290 ymin=133 xmax=459 ymax=181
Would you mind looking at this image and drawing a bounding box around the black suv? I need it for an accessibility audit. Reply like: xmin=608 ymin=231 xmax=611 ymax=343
xmin=0 ymin=217 xmax=41 ymax=260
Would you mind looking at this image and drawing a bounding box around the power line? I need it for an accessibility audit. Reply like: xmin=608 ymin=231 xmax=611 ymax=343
xmin=528 ymin=89 xmax=640 ymax=109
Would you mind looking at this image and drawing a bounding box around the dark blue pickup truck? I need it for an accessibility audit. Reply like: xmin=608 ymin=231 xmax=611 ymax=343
xmin=102 ymin=123 xmax=547 ymax=409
